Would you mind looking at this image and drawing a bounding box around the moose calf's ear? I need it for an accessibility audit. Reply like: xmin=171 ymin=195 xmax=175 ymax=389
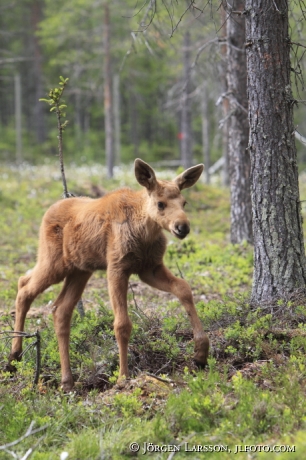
xmin=174 ymin=164 xmax=204 ymax=190
xmin=134 ymin=158 xmax=157 ymax=191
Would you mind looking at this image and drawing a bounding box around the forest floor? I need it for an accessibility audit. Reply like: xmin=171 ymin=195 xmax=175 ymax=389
xmin=1 ymin=161 xmax=306 ymax=459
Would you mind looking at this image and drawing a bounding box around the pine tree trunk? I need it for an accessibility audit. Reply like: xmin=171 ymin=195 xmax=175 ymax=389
xmin=226 ymin=1 xmax=252 ymax=244
xmin=129 ymin=88 xmax=139 ymax=157
xmin=103 ymin=2 xmax=114 ymax=178
xmin=31 ymin=0 xmax=46 ymax=144
xmin=14 ymin=73 xmax=22 ymax=163
xmin=220 ymin=5 xmax=229 ymax=187
xmin=201 ymin=83 xmax=210 ymax=184
xmin=181 ymin=31 xmax=192 ymax=169
xmin=245 ymin=0 xmax=306 ymax=303
xmin=113 ymin=73 xmax=121 ymax=165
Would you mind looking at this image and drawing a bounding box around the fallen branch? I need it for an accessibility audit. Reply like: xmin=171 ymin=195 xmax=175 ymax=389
xmin=1 ymin=330 xmax=41 ymax=386
xmin=20 ymin=435 xmax=46 ymax=460
xmin=0 ymin=421 xmax=48 ymax=451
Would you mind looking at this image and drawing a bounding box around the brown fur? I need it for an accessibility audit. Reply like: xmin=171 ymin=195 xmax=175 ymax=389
xmin=8 ymin=159 xmax=209 ymax=391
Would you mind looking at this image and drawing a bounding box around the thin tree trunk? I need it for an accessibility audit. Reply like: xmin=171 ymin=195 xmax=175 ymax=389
xmin=14 ymin=73 xmax=22 ymax=163
xmin=245 ymin=0 xmax=306 ymax=303
xmin=103 ymin=2 xmax=114 ymax=178
xmin=75 ymin=90 xmax=82 ymax=146
xmin=201 ymin=83 xmax=210 ymax=184
xmin=130 ymin=88 xmax=138 ymax=157
xmin=226 ymin=1 xmax=252 ymax=244
xmin=220 ymin=4 xmax=229 ymax=186
xmin=181 ymin=30 xmax=192 ymax=169
xmin=31 ymin=0 xmax=45 ymax=144
xmin=113 ymin=73 xmax=121 ymax=166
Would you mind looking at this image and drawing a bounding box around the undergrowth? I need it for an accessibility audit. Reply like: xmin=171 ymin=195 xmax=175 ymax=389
xmin=0 ymin=163 xmax=306 ymax=459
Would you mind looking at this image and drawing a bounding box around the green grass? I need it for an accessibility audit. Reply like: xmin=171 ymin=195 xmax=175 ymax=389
xmin=1 ymin=162 xmax=306 ymax=459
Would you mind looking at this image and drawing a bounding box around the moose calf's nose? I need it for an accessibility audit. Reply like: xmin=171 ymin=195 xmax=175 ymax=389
xmin=175 ymin=223 xmax=190 ymax=237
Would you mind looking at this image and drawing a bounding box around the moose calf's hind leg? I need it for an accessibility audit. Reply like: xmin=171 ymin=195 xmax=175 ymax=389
xmin=8 ymin=270 xmax=54 ymax=368
xmin=52 ymin=271 xmax=92 ymax=392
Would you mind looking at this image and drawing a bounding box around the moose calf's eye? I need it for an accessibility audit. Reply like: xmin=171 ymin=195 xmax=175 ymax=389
xmin=157 ymin=202 xmax=165 ymax=211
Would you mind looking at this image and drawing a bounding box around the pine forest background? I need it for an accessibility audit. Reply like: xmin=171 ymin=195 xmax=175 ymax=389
xmin=1 ymin=0 xmax=306 ymax=173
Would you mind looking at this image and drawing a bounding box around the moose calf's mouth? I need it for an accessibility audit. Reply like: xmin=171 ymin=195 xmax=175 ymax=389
xmin=173 ymin=231 xmax=187 ymax=239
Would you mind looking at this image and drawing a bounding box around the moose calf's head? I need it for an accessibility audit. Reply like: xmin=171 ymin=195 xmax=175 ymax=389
xmin=134 ymin=159 xmax=204 ymax=239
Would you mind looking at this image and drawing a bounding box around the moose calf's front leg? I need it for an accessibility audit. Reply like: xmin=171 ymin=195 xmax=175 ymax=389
xmin=173 ymin=277 xmax=209 ymax=367
xmin=140 ymin=264 xmax=209 ymax=367
xmin=108 ymin=271 xmax=132 ymax=379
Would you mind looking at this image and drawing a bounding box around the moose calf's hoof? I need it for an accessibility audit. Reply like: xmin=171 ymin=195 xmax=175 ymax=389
xmin=8 ymin=351 xmax=22 ymax=361
xmin=61 ymin=378 xmax=75 ymax=393
xmin=194 ymin=336 xmax=209 ymax=368
xmin=6 ymin=351 xmax=22 ymax=373
xmin=61 ymin=383 xmax=74 ymax=393
xmin=5 ymin=362 xmax=17 ymax=373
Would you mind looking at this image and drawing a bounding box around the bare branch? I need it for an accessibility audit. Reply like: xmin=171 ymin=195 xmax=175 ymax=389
xmin=169 ymin=1 xmax=194 ymax=38
xmin=272 ymin=0 xmax=280 ymax=13
xmin=161 ymin=0 xmax=174 ymax=32
xmin=122 ymin=0 xmax=151 ymax=19
xmin=1 ymin=330 xmax=41 ymax=387
xmin=0 ymin=57 xmax=34 ymax=65
xmin=33 ymin=330 xmax=41 ymax=386
xmin=20 ymin=436 xmax=46 ymax=460
xmin=0 ymin=422 xmax=48 ymax=451
xmin=0 ymin=331 xmax=38 ymax=338
xmin=290 ymin=40 xmax=306 ymax=50
xmin=295 ymin=130 xmax=306 ymax=146
xmin=146 ymin=372 xmax=174 ymax=383
xmin=120 ymin=0 xmax=156 ymax=71
xmin=191 ymin=37 xmax=219 ymax=68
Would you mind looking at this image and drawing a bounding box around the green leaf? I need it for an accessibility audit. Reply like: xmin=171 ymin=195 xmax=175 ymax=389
xmin=39 ymin=98 xmax=53 ymax=104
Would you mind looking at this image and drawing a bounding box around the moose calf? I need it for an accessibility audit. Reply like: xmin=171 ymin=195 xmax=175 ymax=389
xmin=8 ymin=159 xmax=209 ymax=391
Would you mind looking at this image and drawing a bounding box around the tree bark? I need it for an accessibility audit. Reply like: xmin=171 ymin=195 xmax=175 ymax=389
xmin=220 ymin=5 xmax=229 ymax=186
xmin=181 ymin=30 xmax=192 ymax=169
xmin=129 ymin=88 xmax=139 ymax=157
xmin=103 ymin=2 xmax=114 ymax=178
xmin=31 ymin=0 xmax=46 ymax=144
xmin=113 ymin=73 xmax=121 ymax=165
xmin=245 ymin=0 xmax=306 ymax=303
xmin=201 ymin=83 xmax=210 ymax=184
xmin=30 ymin=0 xmax=46 ymax=144
xmin=14 ymin=73 xmax=22 ymax=163
xmin=226 ymin=1 xmax=253 ymax=244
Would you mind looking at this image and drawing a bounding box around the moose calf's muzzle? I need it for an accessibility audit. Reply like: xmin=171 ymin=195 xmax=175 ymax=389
xmin=174 ymin=222 xmax=190 ymax=239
